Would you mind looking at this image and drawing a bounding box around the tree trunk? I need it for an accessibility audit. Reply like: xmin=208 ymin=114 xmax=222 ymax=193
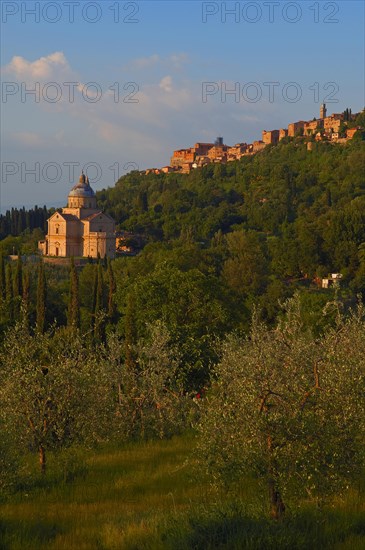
xmin=268 ymin=477 xmax=285 ymax=519
xmin=267 ymin=434 xmax=285 ymax=519
xmin=39 ymin=444 xmax=46 ymax=475
xmin=140 ymin=406 xmax=145 ymax=440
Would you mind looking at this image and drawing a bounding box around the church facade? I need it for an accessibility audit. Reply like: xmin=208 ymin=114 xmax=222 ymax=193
xmin=39 ymin=172 xmax=115 ymax=258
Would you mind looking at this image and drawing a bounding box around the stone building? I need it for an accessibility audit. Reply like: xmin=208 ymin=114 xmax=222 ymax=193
xmin=193 ymin=142 xmax=215 ymax=156
xmin=322 ymin=273 xmax=343 ymax=289
xmin=287 ymin=121 xmax=305 ymax=137
xmin=207 ymin=144 xmax=228 ymax=162
xmin=170 ymin=142 xmax=215 ymax=169
xmin=262 ymin=129 xmax=280 ymax=145
xmin=303 ymin=119 xmax=324 ymax=136
xmin=170 ymin=148 xmax=195 ymax=168
xmin=252 ymin=140 xmax=266 ymax=152
xmin=323 ymin=113 xmax=343 ymax=133
xmin=227 ymin=143 xmax=248 ymax=160
xmin=38 ymin=172 xmax=115 ymax=258
xmin=320 ymin=103 xmax=327 ymax=119
xmin=346 ymin=127 xmax=362 ymax=139
xmin=279 ymin=128 xmax=288 ymax=141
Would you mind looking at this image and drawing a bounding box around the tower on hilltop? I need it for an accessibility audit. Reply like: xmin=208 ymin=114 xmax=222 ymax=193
xmin=320 ymin=103 xmax=327 ymax=119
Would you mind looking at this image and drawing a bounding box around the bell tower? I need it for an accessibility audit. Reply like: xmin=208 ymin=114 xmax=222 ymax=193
xmin=320 ymin=103 xmax=327 ymax=119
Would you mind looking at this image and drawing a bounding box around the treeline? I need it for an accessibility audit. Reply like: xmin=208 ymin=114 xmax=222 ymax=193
xmin=0 ymin=255 xmax=117 ymax=345
xmin=0 ymin=252 xmax=234 ymax=390
xmin=0 ymin=205 xmax=49 ymax=240
xmin=345 ymin=107 xmax=365 ymax=127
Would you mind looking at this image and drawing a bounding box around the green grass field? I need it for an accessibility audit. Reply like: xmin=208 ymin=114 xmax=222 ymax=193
xmin=0 ymin=434 xmax=364 ymax=550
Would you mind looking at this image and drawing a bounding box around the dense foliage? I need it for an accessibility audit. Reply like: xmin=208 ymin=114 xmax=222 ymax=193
xmin=98 ymin=139 xmax=365 ymax=287
xmin=197 ymin=297 xmax=365 ymax=516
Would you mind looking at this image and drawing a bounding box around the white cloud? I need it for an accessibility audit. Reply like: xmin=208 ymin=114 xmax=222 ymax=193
xmin=159 ymin=76 xmax=173 ymax=93
xmin=98 ymin=121 xmax=121 ymax=143
xmin=235 ymin=113 xmax=260 ymax=123
xmin=12 ymin=131 xmax=44 ymax=147
xmin=129 ymin=54 xmax=161 ymax=69
xmin=2 ymin=51 xmax=70 ymax=81
xmin=169 ymin=53 xmax=189 ymax=69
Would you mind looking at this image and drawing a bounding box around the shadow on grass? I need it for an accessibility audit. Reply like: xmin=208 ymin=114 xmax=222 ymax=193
xmin=11 ymin=447 xmax=89 ymax=498
xmin=0 ymin=519 xmax=62 ymax=550
xmin=159 ymin=506 xmax=365 ymax=550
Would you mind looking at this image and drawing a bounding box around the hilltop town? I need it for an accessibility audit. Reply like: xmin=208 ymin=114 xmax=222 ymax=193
xmin=144 ymin=105 xmax=363 ymax=175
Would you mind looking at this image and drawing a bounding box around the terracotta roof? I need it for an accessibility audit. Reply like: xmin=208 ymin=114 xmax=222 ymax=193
xmin=49 ymin=211 xmax=79 ymax=222
xmin=82 ymin=211 xmax=104 ymax=221
xmin=60 ymin=213 xmax=79 ymax=222
xmin=83 ymin=211 xmax=114 ymax=222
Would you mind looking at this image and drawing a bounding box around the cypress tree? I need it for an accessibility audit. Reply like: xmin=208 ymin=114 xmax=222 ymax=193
xmin=12 ymin=255 xmax=23 ymax=321
xmin=17 ymin=212 xmax=23 ymax=235
xmin=67 ymin=257 xmax=80 ymax=330
xmin=124 ymin=290 xmax=137 ymax=370
xmin=107 ymin=259 xmax=117 ymax=321
xmin=25 ymin=211 xmax=31 ymax=231
xmin=91 ymin=264 xmax=98 ymax=330
xmin=5 ymin=264 xmax=13 ymax=323
xmin=36 ymin=260 xmax=46 ymax=333
xmin=93 ymin=263 xmax=104 ymax=342
xmin=43 ymin=206 xmax=48 ymax=231
xmin=13 ymin=255 xmax=23 ymax=298
xmin=0 ymin=253 xmax=5 ymax=302
xmin=22 ymin=268 xmax=30 ymax=328
xmin=97 ymin=263 xmax=104 ymax=309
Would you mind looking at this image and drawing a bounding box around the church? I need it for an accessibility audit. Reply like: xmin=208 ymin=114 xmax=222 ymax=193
xmin=38 ymin=172 xmax=115 ymax=258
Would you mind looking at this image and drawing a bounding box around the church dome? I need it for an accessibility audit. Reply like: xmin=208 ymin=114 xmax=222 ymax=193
xmin=68 ymin=172 xmax=95 ymax=198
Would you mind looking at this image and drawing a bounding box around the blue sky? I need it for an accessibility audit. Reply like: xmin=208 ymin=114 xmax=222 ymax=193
xmin=1 ymin=0 xmax=364 ymax=210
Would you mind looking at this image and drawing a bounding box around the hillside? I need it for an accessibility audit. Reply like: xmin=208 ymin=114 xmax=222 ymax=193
xmin=98 ymin=138 xmax=365 ymax=287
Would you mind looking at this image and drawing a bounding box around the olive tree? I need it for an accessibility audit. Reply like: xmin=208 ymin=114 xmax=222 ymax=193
xmin=107 ymin=321 xmax=193 ymax=440
xmin=0 ymin=323 xmax=114 ymax=475
xmin=197 ymin=298 xmax=365 ymax=518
